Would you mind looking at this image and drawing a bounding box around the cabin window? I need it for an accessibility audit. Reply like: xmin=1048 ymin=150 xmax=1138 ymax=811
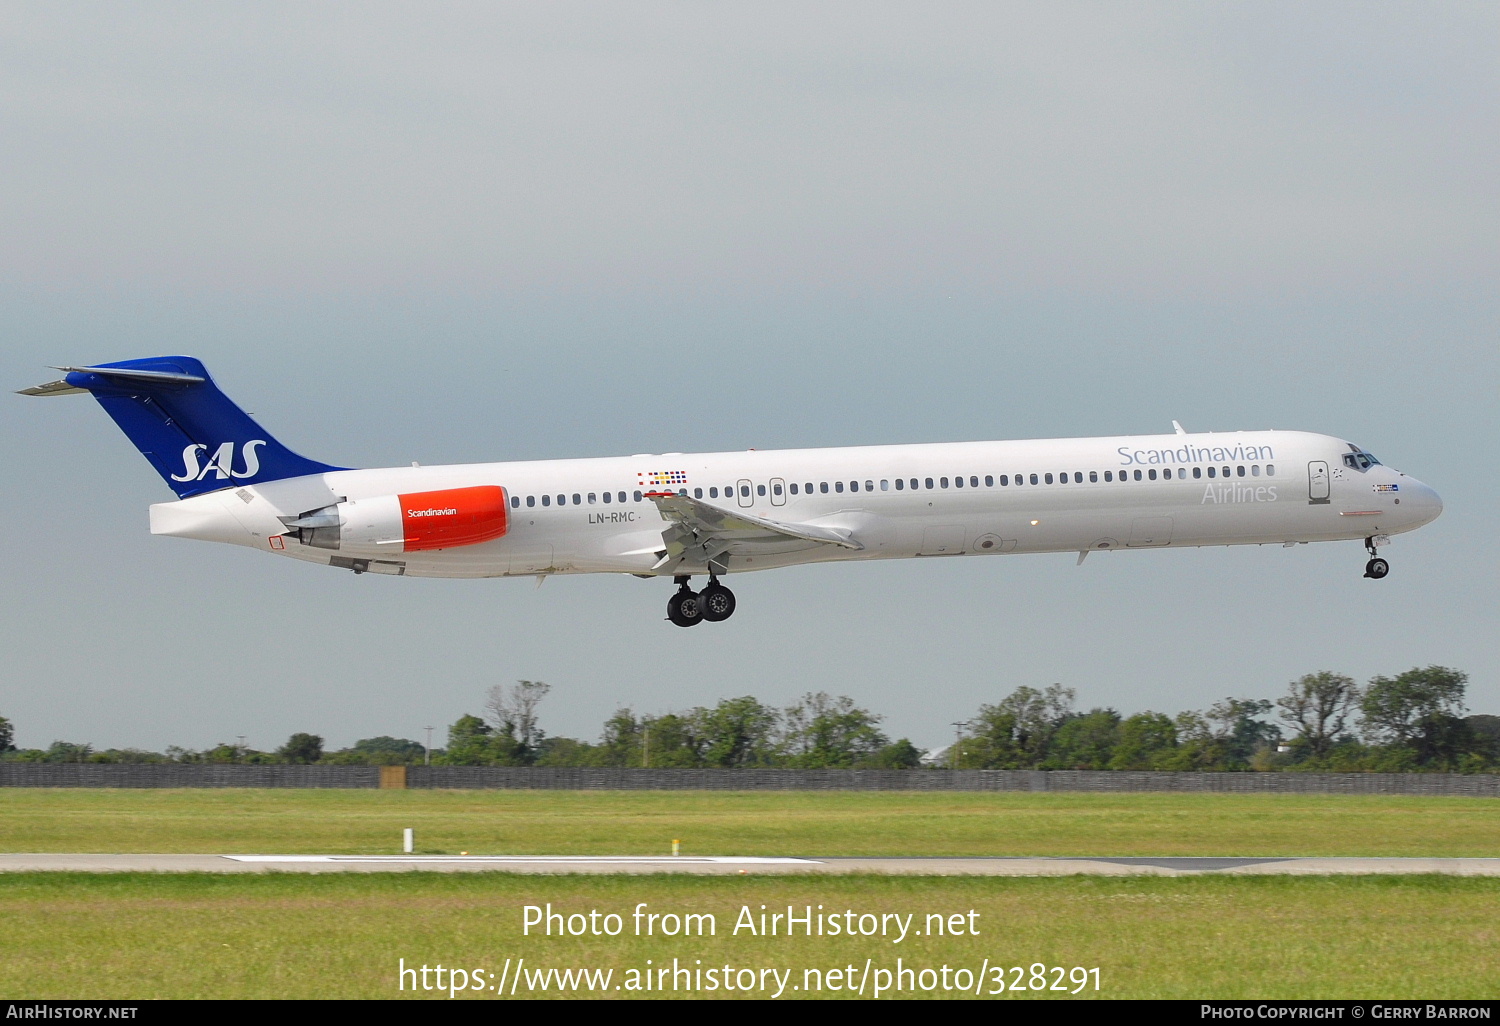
xmin=1221 ymin=467 xmax=1230 ymax=478
xmin=1147 ymin=469 xmax=1156 ymax=481
xmin=954 ymin=475 xmax=964 ymax=488
xmin=1193 ymin=467 xmax=1201 ymax=479
xmin=1251 ymin=465 xmax=1260 ymax=477
xmin=895 ymin=479 xmax=904 ymax=490
xmin=1266 ymin=464 xmax=1276 ymax=476
xmin=835 ymin=481 xmax=844 ymax=493
xmin=849 ymin=481 xmax=859 ymax=492
xmin=541 ymin=495 xmax=551 ymax=506
xmin=757 ymin=484 xmax=766 ymax=496
xmin=633 ymin=491 xmax=642 ymax=502
xmin=820 ymin=482 xmax=829 ymax=493
xmin=588 ymin=492 xmax=597 ymax=504
xmin=909 ymin=479 xmax=919 ymax=490
xmin=573 ymin=493 xmax=582 ymax=504
xmin=805 ymin=482 xmax=814 ymax=494
xmin=865 ymin=480 xmax=874 ymax=492
xmin=788 ymin=484 xmax=797 ymax=495
xmin=925 ymin=478 xmax=934 ymax=489
xmin=940 ymin=477 xmax=950 ymax=488
xmin=1103 ymin=471 xmax=1112 ymax=482
xmin=773 ymin=482 xmax=783 ymax=496
xmin=1207 ymin=467 xmax=1216 ymax=478
xmin=1000 ymin=475 xmax=1009 ymax=486
xmin=881 ymin=479 xmax=890 ymax=491
xmin=1236 ymin=465 xmax=1246 ymax=477
xmin=1028 ymin=473 xmax=1037 ymax=485
xmin=1044 ymin=473 xmax=1053 ymax=484
xmin=1132 ymin=470 xmax=1141 ymax=481
xmin=511 ymin=496 xmax=520 ymax=508
xmin=693 ymin=488 xmax=702 ymax=498
xmin=708 ymin=487 xmax=718 ymax=498
xmin=740 ymin=485 xmax=750 ymax=498
xmin=526 ymin=495 xmax=535 ymax=507
xmin=985 ymin=475 xmax=994 ymax=486
xmin=602 ymin=491 xmax=612 ymax=503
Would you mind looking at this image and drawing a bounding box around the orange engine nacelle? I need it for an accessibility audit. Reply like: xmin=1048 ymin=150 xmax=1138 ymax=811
xmin=398 ymin=485 xmax=509 ymax=551
xmin=399 ymin=483 xmax=510 ymax=549
xmin=287 ymin=485 xmax=508 ymax=554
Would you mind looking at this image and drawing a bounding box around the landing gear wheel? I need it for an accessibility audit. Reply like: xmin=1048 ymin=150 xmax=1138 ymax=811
xmin=699 ymin=583 xmax=737 ymax=622
xmin=1364 ymin=557 xmax=1389 ymax=580
xmin=667 ymin=589 xmax=704 ymax=627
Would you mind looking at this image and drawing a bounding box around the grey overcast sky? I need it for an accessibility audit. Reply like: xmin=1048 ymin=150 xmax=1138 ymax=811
xmin=1 ymin=2 xmax=1495 ymax=753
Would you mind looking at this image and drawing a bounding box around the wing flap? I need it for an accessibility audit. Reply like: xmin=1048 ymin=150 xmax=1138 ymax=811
xmin=646 ymin=492 xmax=860 ymax=573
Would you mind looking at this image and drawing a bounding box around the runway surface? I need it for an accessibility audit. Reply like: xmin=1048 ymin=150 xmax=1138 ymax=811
xmin=4 ymin=854 xmax=1500 ymax=876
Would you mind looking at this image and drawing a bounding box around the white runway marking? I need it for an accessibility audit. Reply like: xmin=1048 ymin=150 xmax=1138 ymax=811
xmin=7 ymin=854 xmax=1500 ymax=875
xmin=224 ymin=855 xmax=821 ymax=865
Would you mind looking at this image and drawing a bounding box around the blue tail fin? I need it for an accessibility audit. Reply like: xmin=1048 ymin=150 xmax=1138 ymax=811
xmin=53 ymin=357 xmax=346 ymax=498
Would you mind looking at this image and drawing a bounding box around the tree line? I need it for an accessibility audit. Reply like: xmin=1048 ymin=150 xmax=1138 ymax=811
xmin=2 ymin=666 xmax=1495 ymax=773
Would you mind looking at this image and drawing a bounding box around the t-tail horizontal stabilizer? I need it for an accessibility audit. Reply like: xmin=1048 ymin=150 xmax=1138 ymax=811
xmin=18 ymin=356 xmax=346 ymax=498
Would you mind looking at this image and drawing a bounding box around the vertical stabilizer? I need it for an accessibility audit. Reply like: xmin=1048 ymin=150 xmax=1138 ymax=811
xmin=25 ymin=357 xmax=346 ymax=498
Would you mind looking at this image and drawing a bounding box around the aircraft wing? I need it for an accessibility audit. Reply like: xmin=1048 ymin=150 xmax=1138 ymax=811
xmin=646 ymin=492 xmax=861 ymax=573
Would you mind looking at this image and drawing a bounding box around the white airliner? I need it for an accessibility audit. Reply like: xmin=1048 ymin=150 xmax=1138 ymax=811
xmin=22 ymin=357 xmax=1443 ymax=626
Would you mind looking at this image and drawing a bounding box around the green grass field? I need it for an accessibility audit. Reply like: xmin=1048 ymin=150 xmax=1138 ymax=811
xmin=2 ymin=872 xmax=1497 ymax=999
xmin=3 ymin=788 xmax=1499 ymax=856
xmin=4 ymin=788 xmax=1498 ymax=999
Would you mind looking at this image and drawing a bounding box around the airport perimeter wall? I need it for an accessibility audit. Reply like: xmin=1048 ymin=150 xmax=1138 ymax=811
xmin=2 ymin=764 xmax=1500 ymax=795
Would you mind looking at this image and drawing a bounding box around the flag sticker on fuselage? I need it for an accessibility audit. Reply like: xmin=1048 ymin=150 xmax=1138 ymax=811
xmin=1374 ymin=484 xmax=1400 ymax=492
xmin=641 ymin=470 xmax=688 ymax=487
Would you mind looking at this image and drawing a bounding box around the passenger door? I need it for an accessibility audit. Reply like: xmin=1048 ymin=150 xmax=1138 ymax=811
xmin=1308 ymin=461 xmax=1331 ymax=504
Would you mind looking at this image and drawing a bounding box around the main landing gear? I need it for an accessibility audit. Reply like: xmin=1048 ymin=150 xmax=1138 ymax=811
xmin=666 ymin=575 xmax=737 ymax=627
xmin=1363 ymin=537 xmax=1390 ymax=580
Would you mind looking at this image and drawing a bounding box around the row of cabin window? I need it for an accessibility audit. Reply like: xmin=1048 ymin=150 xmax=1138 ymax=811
xmin=508 ymin=464 xmax=1278 ymax=508
xmin=983 ymin=463 xmax=1276 ymax=486
xmin=513 ymin=490 xmax=644 ymax=508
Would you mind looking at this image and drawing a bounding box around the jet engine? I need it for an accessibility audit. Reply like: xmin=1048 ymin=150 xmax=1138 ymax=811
xmin=283 ymin=485 xmax=508 ymax=554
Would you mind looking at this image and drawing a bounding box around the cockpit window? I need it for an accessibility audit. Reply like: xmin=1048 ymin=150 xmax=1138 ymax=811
xmin=1343 ymin=447 xmax=1381 ymax=471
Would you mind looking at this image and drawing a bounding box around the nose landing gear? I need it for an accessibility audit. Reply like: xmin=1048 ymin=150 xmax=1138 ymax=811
xmin=1363 ymin=537 xmax=1390 ymax=580
xmin=665 ymin=575 xmax=737 ymax=627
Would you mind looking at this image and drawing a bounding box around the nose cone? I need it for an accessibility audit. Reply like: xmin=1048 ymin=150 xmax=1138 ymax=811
xmin=1402 ymin=477 xmax=1443 ymax=528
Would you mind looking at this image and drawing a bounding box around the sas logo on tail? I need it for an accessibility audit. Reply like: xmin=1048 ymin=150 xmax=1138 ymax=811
xmin=170 ymin=440 xmax=267 ymax=482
